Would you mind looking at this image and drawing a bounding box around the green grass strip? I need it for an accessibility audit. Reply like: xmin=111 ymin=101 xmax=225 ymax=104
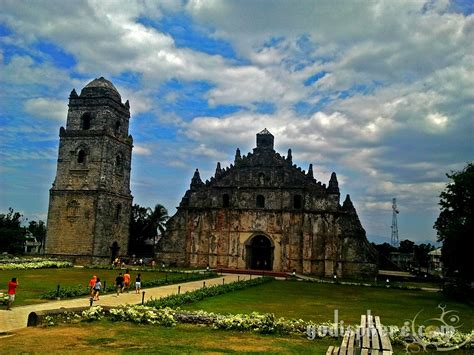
xmin=40 ymin=272 xmax=217 ymax=300
xmin=146 ymin=277 xmax=273 ymax=309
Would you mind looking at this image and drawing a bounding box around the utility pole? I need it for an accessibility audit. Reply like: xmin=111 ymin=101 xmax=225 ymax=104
xmin=391 ymin=198 xmax=399 ymax=247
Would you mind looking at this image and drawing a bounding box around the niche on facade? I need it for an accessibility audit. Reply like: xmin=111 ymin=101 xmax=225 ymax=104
xmin=81 ymin=112 xmax=92 ymax=130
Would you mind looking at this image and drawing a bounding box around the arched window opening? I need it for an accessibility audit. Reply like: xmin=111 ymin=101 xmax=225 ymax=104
xmin=256 ymin=194 xmax=265 ymax=208
xmin=223 ymin=194 xmax=230 ymax=208
xmin=67 ymin=200 xmax=80 ymax=219
xmin=114 ymin=204 xmax=122 ymax=223
xmin=294 ymin=194 xmax=302 ymax=209
xmin=115 ymin=154 xmax=123 ymax=174
xmin=115 ymin=120 xmax=121 ymax=133
xmin=77 ymin=149 xmax=86 ymax=164
xmin=81 ymin=113 xmax=92 ymax=130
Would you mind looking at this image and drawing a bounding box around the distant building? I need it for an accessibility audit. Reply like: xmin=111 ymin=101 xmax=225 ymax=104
xmin=45 ymin=78 xmax=133 ymax=264
xmin=158 ymin=129 xmax=378 ymax=277
xmin=428 ymin=248 xmax=442 ymax=275
xmin=389 ymin=252 xmax=415 ymax=270
xmin=24 ymin=232 xmax=42 ymax=254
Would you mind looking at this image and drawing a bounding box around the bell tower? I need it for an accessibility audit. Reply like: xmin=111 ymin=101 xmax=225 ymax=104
xmin=45 ymin=77 xmax=133 ymax=264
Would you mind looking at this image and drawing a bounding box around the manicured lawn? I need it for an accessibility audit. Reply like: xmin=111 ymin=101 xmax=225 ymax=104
xmin=0 ymin=321 xmax=335 ymax=354
xmin=0 ymin=268 xmax=184 ymax=306
xmin=182 ymin=280 xmax=474 ymax=332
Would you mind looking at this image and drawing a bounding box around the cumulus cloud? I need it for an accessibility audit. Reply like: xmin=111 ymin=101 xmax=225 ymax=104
xmin=24 ymin=98 xmax=67 ymax=121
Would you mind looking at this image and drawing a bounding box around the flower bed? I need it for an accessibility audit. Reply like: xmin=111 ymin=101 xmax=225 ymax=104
xmin=42 ymin=305 xmax=473 ymax=350
xmin=0 ymin=259 xmax=73 ymax=270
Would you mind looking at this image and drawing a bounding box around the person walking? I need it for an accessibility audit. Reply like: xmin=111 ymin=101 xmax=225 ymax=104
xmin=123 ymin=270 xmax=131 ymax=293
xmin=93 ymin=277 xmax=101 ymax=301
xmin=115 ymin=272 xmax=124 ymax=296
xmin=135 ymin=273 xmax=142 ymax=294
xmin=6 ymin=277 xmax=18 ymax=310
xmin=88 ymin=275 xmax=97 ymax=297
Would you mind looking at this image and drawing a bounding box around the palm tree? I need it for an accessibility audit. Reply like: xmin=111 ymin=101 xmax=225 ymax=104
xmin=145 ymin=204 xmax=169 ymax=257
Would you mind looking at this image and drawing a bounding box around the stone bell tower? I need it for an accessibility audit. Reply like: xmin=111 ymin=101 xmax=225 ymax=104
xmin=45 ymin=77 xmax=133 ymax=264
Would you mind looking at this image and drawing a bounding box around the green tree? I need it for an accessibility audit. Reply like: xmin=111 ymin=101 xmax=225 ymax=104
xmin=129 ymin=204 xmax=169 ymax=257
xmin=434 ymin=163 xmax=473 ymax=282
xmin=145 ymin=204 xmax=169 ymax=257
xmin=0 ymin=208 xmax=27 ymax=254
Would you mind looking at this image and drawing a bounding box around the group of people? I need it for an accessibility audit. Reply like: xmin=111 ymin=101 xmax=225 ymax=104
xmin=88 ymin=270 xmax=142 ymax=301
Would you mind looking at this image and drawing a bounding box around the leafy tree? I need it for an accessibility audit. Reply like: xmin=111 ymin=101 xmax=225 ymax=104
xmin=434 ymin=163 xmax=473 ymax=282
xmin=398 ymin=239 xmax=415 ymax=253
xmin=145 ymin=204 xmax=169 ymax=256
xmin=413 ymin=243 xmax=434 ymax=268
xmin=0 ymin=208 xmax=27 ymax=254
xmin=129 ymin=204 xmax=169 ymax=257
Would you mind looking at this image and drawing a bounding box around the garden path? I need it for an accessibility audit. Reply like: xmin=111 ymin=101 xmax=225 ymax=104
xmin=0 ymin=274 xmax=254 ymax=333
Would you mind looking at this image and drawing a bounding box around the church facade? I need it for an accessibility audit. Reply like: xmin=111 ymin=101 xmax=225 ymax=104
xmin=45 ymin=77 xmax=133 ymax=264
xmin=158 ymin=129 xmax=377 ymax=277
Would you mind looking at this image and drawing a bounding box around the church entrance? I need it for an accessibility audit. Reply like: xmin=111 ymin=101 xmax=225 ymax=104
xmin=110 ymin=241 xmax=120 ymax=263
xmin=246 ymin=235 xmax=273 ymax=270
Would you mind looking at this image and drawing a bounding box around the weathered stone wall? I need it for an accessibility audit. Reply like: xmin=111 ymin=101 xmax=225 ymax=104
xmin=158 ymin=130 xmax=377 ymax=277
xmin=45 ymin=78 xmax=133 ymax=264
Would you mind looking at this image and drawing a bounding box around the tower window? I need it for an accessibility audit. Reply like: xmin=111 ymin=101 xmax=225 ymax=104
xmin=77 ymin=149 xmax=86 ymax=164
xmin=294 ymin=194 xmax=302 ymax=209
xmin=81 ymin=113 xmax=92 ymax=130
xmin=115 ymin=120 xmax=121 ymax=133
xmin=223 ymin=194 xmax=230 ymax=208
xmin=115 ymin=154 xmax=123 ymax=174
xmin=114 ymin=203 xmax=122 ymax=223
xmin=256 ymin=195 xmax=265 ymax=208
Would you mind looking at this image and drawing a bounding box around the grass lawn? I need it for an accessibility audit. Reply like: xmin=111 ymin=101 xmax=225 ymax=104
xmin=0 ymin=268 xmax=185 ymax=306
xmin=0 ymin=321 xmax=335 ymax=354
xmin=182 ymin=280 xmax=474 ymax=332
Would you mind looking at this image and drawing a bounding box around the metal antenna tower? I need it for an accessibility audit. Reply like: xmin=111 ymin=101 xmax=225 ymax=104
xmin=391 ymin=198 xmax=399 ymax=247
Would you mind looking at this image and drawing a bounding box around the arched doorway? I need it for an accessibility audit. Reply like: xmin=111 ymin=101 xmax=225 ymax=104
xmin=246 ymin=235 xmax=274 ymax=270
xmin=110 ymin=241 xmax=120 ymax=262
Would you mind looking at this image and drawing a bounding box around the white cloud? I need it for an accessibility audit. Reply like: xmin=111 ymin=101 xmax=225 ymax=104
xmin=133 ymin=145 xmax=152 ymax=156
xmin=24 ymin=98 xmax=67 ymax=121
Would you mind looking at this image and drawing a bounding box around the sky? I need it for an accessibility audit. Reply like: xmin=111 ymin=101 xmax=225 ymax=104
xmin=0 ymin=0 xmax=473 ymax=245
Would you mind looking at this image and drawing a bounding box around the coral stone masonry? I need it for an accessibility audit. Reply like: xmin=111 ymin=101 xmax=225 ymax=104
xmin=158 ymin=129 xmax=377 ymax=277
xmin=45 ymin=77 xmax=133 ymax=264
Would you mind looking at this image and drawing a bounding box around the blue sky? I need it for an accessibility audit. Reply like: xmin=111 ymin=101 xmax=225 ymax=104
xmin=0 ymin=0 xmax=473 ymax=244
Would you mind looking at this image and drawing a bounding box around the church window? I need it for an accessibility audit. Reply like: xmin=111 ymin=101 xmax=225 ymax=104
xmin=114 ymin=203 xmax=122 ymax=223
xmin=67 ymin=200 xmax=80 ymax=219
xmin=81 ymin=113 xmax=92 ymax=130
xmin=77 ymin=149 xmax=86 ymax=164
xmin=294 ymin=194 xmax=302 ymax=209
xmin=256 ymin=194 xmax=265 ymax=208
xmin=223 ymin=194 xmax=230 ymax=207
xmin=115 ymin=154 xmax=123 ymax=174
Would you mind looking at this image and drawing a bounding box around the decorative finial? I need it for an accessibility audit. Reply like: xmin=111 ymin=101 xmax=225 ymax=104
xmin=307 ymin=164 xmax=313 ymax=178
xmin=327 ymin=172 xmax=340 ymax=194
xmin=190 ymin=168 xmax=203 ymax=189
xmin=69 ymin=88 xmax=78 ymax=98
xmin=215 ymin=162 xmax=222 ymax=178
xmin=343 ymin=194 xmax=355 ymax=211
xmin=287 ymin=149 xmax=292 ymax=163
xmin=125 ymin=100 xmax=130 ymax=108
xmin=235 ymin=148 xmax=241 ymax=164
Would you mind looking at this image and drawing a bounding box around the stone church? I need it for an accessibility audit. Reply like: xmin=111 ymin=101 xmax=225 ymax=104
xmin=158 ymin=129 xmax=377 ymax=277
xmin=45 ymin=77 xmax=133 ymax=264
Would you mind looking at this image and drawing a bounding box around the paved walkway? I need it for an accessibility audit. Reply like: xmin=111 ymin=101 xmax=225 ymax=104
xmin=0 ymin=274 xmax=254 ymax=333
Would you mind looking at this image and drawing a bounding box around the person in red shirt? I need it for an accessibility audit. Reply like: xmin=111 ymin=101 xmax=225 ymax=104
xmin=88 ymin=275 xmax=97 ymax=297
xmin=7 ymin=277 xmax=18 ymax=310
